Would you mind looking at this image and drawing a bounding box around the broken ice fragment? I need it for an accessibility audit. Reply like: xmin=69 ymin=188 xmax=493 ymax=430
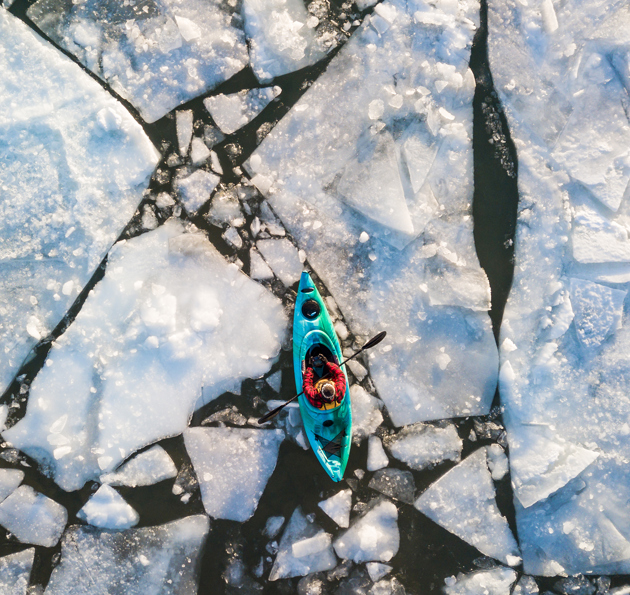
xmin=204 ymin=87 xmax=279 ymax=135
xmin=486 ymin=444 xmax=509 ymax=481
xmin=292 ymin=532 xmax=332 ymax=558
xmin=264 ymin=515 xmax=285 ymax=538
xmin=367 ymin=436 xmax=389 ymax=471
xmin=44 ymin=515 xmax=209 ymax=594
xmin=190 ymin=138 xmax=211 ymax=166
xmin=0 ymin=548 xmax=34 ymax=595
xmin=351 ymin=386 xmax=383 ymax=444
xmin=174 ymin=169 xmax=220 ymax=214
xmin=318 ymin=489 xmax=352 ymax=528
xmin=250 ymin=248 xmax=275 ymax=280
xmin=366 ymin=562 xmax=392 ymax=582
xmin=101 ymin=445 xmax=177 ymax=487
xmin=269 ymin=506 xmax=337 ymax=581
xmin=0 ymin=468 xmax=24 ymax=503
xmin=368 ymin=468 xmax=415 ymax=505
xmin=184 ymin=427 xmax=284 ymax=522
xmin=0 ymin=485 xmax=67 ymax=547
xmin=414 ymin=448 xmax=520 ymax=565
xmin=77 ymin=484 xmax=139 ymax=529
xmin=176 ymin=110 xmax=194 ymax=156
xmin=444 ymin=567 xmax=517 ymax=595
xmin=256 ymin=238 xmax=302 ymax=287
xmin=333 ymin=500 xmax=399 ymax=563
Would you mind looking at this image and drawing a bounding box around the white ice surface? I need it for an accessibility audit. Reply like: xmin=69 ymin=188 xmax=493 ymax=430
xmin=444 ymin=567 xmax=517 ymax=595
xmin=367 ymin=436 xmax=389 ymax=472
xmin=4 ymin=221 xmax=286 ymax=491
xmin=174 ymin=169 xmax=220 ymax=214
xmin=0 ymin=548 xmax=35 ymax=595
xmin=0 ymin=485 xmax=67 ymax=547
xmin=366 ymin=562 xmax=392 ymax=582
xmin=351 ymin=386 xmax=383 ymax=443
xmin=269 ymin=506 xmax=337 ymax=581
xmin=384 ymin=423 xmax=462 ymax=470
xmin=414 ymin=448 xmax=520 ymax=565
xmin=184 ymin=427 xmax=284 ymax=522
xmin=488 ymin=0 xmax=630 ymax=576
xmin=245 ymin=0 xmax=498 ymax=426
xmin=242 ymin=0 xmax=330 ymax=83
xmin=204 ymin=87 xmax=279 ymax=134
xmin=101 ymin=445 xmax=177 ymax=487
xmin=190 ymin=137 xmax=211 ymax=166
xmin=28 ymin=0 xmax=249 ymax=123
xmin=256 ymin=238 xmax=302 ymax=287
xmin=0 ymin=469 xmax=24 ymax=503
xmin=44 ymin=515 xmax=209 ymax=594
xmin=333 ymin=500 xmax=399 ymax=563
xmin=318 ymin=489 xmax=352 ymax=528
xmin=77 ymin=484 xmax=139 ymax=529
xmin=176 ymin=110 xmax=194 ymax=156
xmin=250 ymin=248 xmax=275 ymax=280
xmin=0 ymin=10 xmax=158 ymax=397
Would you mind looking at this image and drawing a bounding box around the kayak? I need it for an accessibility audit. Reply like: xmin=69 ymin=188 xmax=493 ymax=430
xmin=293 ymin=271 xmax=352 ymax=481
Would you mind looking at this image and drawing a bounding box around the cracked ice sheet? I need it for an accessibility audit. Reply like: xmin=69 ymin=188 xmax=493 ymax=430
xmin=44 ymin=515 xmax=209 ymax=595
xmin=28 ymin=0 xmax=248 ymax=123
xmin=3 ymin=220 xmax=286 ymax=491
xmin=0 ymin=548 xmax=35 ymax=595
xmin=489 ymin=0 xmax=630 ymax=576
xmin=0 ymin=10 xmax=158 ymax=397
xmin=246 ymin=0 xmax=498 ymax=427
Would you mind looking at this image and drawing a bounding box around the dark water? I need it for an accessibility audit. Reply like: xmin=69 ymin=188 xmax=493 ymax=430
xmin=1 ymin=0 xmax=596 ymax=593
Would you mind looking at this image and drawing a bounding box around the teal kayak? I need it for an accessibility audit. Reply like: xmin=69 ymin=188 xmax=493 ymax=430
xmin=293 ymin=271 xmax=352 ymax=482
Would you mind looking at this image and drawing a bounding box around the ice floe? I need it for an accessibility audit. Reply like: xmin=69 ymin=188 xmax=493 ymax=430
xmin=28 ymin=0 xmax=249 ymax=122
xmin=414 ymin=448 xmax=520 ymax=565
xmin=0 ymin=10 xmax=158 ymax=397
xmin=44 ymin=515 xmax=209 ymax=594
xmin=351 ymin=386 xmax=384 ymax=443
xmin=366 ymin=562 xmax=392 ymax=583
xmin=488 ymin=0 xmax=630 ymax=576
xmin=3 ymin=221 xmax=286 ymax=491
xmin=333 ymin=500 xmax=399 ymax=563
xmin=176 ymin=110 xmax=194 ymax=156
xmin=269 ymin=506 xmax=337 ymax=581
xmin=318 ymin=489 xmax=352 ymax=528
xmin=204 ymin=87 xmax=280 ymax=135
xmin=368 ymin=468 xmax=416 ymax=505
xmin=256 ymin=238 xmax=303 ymax=287
xmin=0 ymin=485 xmax=67 ymax=547
xmin=0 ymin=548 xmax=34 ymax=595
xmin=367 ymin=436 xmax=389 ymax=471
xmin=383 ymin=423 xmax=462 ymax=470
xmin=0 ymin=468 xmax=24 ymax=503
xmin=444 ymin=567 xmax=517 ymax=595
xmin=101 ymin=445 xmax=177 ymax=487
xmin=245 ymin=0 xmax=498 ymax=426
xmin=184 ymin=427 xmax=284 ymax=522
xmin=77 ymin=484 xmax=139 ymax=529
xmin=174 ymin=169 xmax=221 ymax=214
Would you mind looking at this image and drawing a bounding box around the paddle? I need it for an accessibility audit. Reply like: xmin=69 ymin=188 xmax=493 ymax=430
xmin=257 ymin=330 xmax=387 ymax=424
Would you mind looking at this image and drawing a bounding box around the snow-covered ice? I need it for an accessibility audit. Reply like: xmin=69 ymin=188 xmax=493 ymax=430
xmin=44 ymin=515 xmax=209 ymax=594
xmin=256 ymin=238 xmax=303 ymax=287
xmin=174 ymin=169 xmax=221 ymax=214
xmin=269 ymin=506 xmax=337 ymax=581
xmin=176 ymin=110 xmax=194 ymax=156
xmin=351 ymin=386 xmax=384 ymax=443
xmin=368 ymin=468 xmax=415 ymax=505
xmin=245 ymin=0 xmax=498 ymax=426
xmin=333 ymin=500 xmax=399 ymax=563
xmin=414 ymin=448 xmax=520 ymax=565
xmin=77 ymin=484 xmax=139 ymax=529
xmin=28 ymin=0 xmax=249 ymax=122
xmin=318 ymin=489 xmax=352 ymax=528
xmin=366 ymin=562 xmax=392 ymax=583
xmin=0 ymin=10 xmax=158 ymax=397
xmin=367 ymin=436 xmax=389 ymax=471
xmin=512 ymin=575 xmax=539 ymax=595
xmin=0 ymin=485 xmax=67 ymax=547
xmin=488 ymin=0 xmax=630 ymax=576
xmin=242 ymin=0 xmax=331 ymax=83
xmin=444 ymin=567 xmax=517 ymax=595
xmin=0 ymin=548 xmax=34 ymax=595
xmin=101 ymin=445 xmax=177 ymax=487
xmin=383 ymin=423 xmax=462 ymax=470
xmin=4 ymin=221 xmax=286 ymax=491
xmin=184 ymin=427 xmax=284 ymax=522
xmin=204 ymin=87 xmax=280 ymax=135
xmin=0 ymin=468 xmax=24 ymax=503
xmin=250 ymin=247 xmax=276 ymax=281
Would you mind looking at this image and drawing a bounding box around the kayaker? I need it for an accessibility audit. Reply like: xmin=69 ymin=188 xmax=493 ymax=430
xmin=303 ymin=354 xmax=346 ymax=409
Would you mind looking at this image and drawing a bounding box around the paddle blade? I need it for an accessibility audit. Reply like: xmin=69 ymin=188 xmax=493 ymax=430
xmin=362 ymin=330 xmax=387 ymax=351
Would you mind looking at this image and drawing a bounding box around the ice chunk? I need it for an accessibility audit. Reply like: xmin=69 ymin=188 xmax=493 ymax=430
xmin=242 ymin=0 xmax=329 ymax=83
xmin=206 ymin=188 xmax=243 ymax=227
xmin=486 ymin=444 xmax=509 ymax=481
xmin=513 ymin=575 xmax=539 ymax=595
xmin=0 ymin=548 xmax=35 ymax=595
xmin=77 ymin=484 xmax=139 ymax=529
xmin=250 ymin=247 xmax=275 ymax=280
xmin=414 ymin=448 xmax=520 ymax=565
xmin=292 ymin=532 xmax=332 ymax=558
xmin=368 ymin=468 xmax=415 ymax=504
xmin=333 ymin=500 xmax=399 ymax=563
xmin=266 ymin=370 xmax=283 ymax=393
xmin=318 ymin=489 xmax=352 ymax=528
xmin=190 ymin=137 xmax=211 ymax=166
xmin=367 ymin=436 xmax=389 ymax=471
xmin=204 ymin=87 xmax=279 ymax=134
xmin=256 ymin=238 xmax=302 ymax=287
xmin=174 ymin=169 xmax=220 ymax=214
xmin=269 ymin=506 xmax=337 ymax=581
xmin=184 ymin=427 xmax=284 ymax=522
xmin=101 ymin=446 xmax=177 ymax=487
xmin=0 ymin=468 xmax=24 ymax=503
xmin=264 ymin=515 xmax=285 ymax=538
xmin=384 ymin=423 xmax=462 ymax=470
xmin=28 ymin=0 xmax=249 ymax=123
xmin=351 ymin=386 xmax=383 ymax=443
xmin=176 ymin=110 xmax=194 ymax=156
xmin=444 ymin=567 xmax=517 ymax=595
xmin=0 ymin=10 xmax=158 ymax=397
xmin=4 ymin=221 xmax=286 ymax=491
xmin=44 ymin=515 xmax=209 ymax=594
xmin=366 ymin=562 xmax=392 ymax=582
xmin=0 ymin=485 xmax=67 ymax=547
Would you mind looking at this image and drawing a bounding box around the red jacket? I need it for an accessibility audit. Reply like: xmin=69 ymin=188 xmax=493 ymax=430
xmin=303 ymin=362 xmax=346 ymax=408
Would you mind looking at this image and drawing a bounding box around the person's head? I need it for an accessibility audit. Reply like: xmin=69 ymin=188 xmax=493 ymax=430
xmin=317 ymin=380 xmax=336 ymax=402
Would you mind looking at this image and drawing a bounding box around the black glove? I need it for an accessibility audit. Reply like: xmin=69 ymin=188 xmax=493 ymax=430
xmin=310 ymin=354 xmax=327 ymax=367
